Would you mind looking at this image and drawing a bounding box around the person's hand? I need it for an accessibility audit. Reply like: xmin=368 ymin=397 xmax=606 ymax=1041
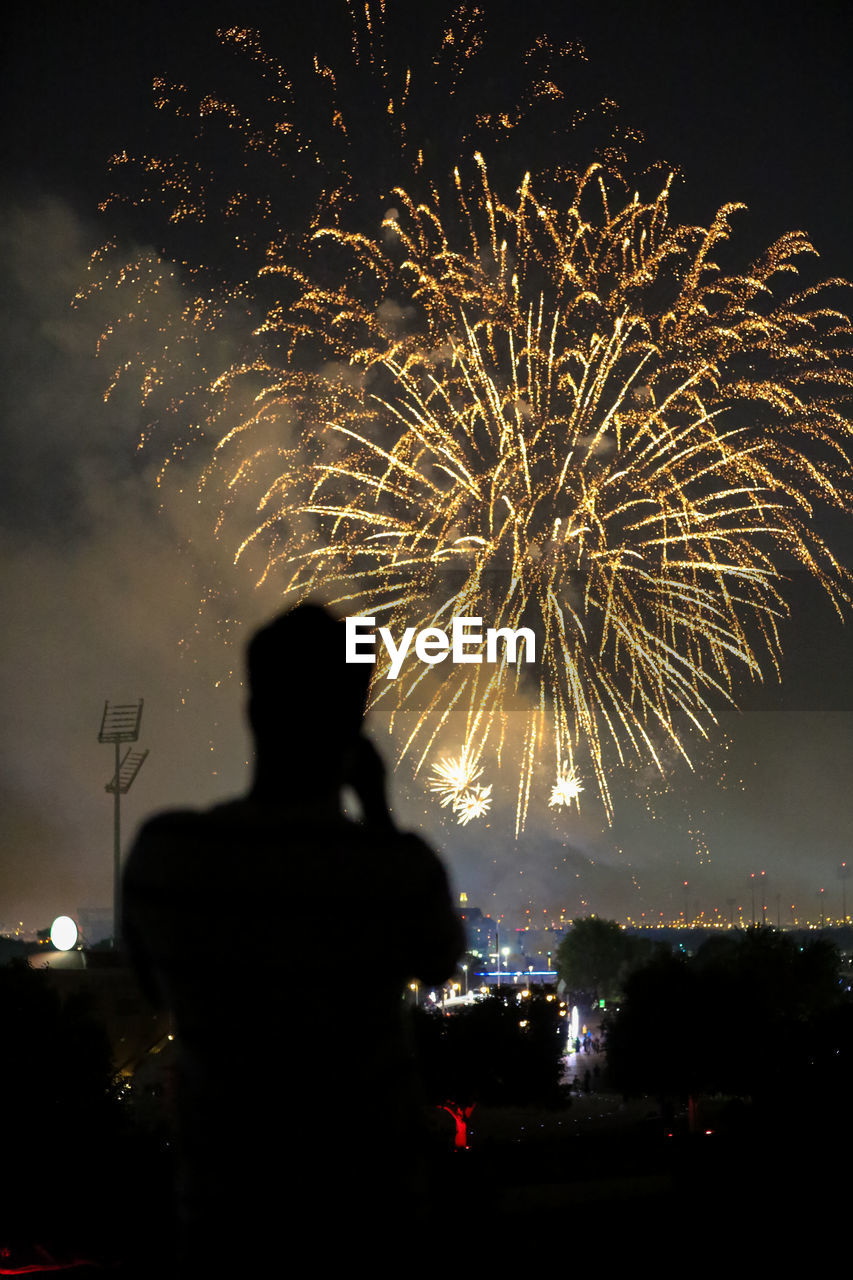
xmin=342 ymin=735 xmax=394 ymax=829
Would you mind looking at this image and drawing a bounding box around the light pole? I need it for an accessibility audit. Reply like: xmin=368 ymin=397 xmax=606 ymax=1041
xmin=839 ymin=862 xmax=850 ymax=924
xmin=760 ymin=871 xmax=767 ymax=928
xmin=497 ymin=945 xmax=509 ymax=988
xmin=98 ymin=700 xmax=147 ymax=949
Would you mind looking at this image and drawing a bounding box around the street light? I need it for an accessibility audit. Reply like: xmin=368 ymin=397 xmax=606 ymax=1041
xmin=496 ymin=945 xmax=509 ymax=988
xmin=839 ymin=862 xmax=850 ymax=924
xmin=760 ymin=870 xmax=767 ymax=928
xmin=98 ymin=699 xmax=147 ymax=949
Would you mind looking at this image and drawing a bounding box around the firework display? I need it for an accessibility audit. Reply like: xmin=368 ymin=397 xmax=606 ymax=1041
xmin=84 ymin=9 xmax=853 ymax=831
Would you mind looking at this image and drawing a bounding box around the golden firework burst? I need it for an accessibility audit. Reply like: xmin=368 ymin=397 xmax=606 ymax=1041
xmin=226 ymin=157 xmax=852 ymax=827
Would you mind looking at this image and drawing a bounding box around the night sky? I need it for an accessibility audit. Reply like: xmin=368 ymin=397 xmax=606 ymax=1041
xmin=2 ymin=0 xmax=851 ymax=933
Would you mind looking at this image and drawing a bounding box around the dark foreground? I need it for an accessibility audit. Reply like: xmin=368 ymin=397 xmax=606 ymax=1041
xmin=2 ymin=1086 xmax=848 ymax=1274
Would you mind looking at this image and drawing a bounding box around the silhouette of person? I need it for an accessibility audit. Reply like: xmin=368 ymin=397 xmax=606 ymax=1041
xmin=123 ymin=605 xmax=464 ymax=1269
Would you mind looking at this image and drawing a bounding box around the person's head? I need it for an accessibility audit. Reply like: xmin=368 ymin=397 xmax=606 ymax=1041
xmin=247 ymin=604 xmax=370 ymax=787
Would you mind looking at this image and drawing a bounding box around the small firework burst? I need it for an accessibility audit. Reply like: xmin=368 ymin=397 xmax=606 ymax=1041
xmin=429 ymin=754 xmax=484 ymax=808
xmin=453 ymin=783 xmax=493 ymax=826
xmin=550 ymin=766 xmax=584 ymax=809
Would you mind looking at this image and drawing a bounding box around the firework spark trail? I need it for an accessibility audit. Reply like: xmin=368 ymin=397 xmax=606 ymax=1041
xmin=83 ymin=11 xmax=853 ymax=830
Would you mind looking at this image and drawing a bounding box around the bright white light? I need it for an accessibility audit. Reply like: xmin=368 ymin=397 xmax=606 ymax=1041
xmin=550 ymin=766 xmax=584 ymax=808
xmin=50 ymin=916 xmax=78 ymax=951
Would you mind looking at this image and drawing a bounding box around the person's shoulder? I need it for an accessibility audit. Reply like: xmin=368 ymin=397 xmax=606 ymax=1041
xmin=138 ymin=807 xmax=203 ymax=831
xmin=133 ymin=798 xmax=246 ymax=840
xmin=132 ymin=808 xmax=204 ymax=846
xmin=125 ymin=808 xmax=208 ymax=881
xmin=392 ymin=829 xmax=441 ymax=861
xmin=379 ymin=827 xmax=452 ymax=884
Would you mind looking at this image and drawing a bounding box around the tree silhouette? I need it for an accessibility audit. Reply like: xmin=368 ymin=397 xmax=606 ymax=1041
xmin=556 ymin=916 xmax=660 ymax=1004
xmin=606 ymin=928 xmax=849 ymax=1115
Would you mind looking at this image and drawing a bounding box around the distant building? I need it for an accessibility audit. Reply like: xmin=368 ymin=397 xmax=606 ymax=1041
xmin=458 ymin=903 xmax=496 ymax=961
xmin=511 ymin=924 xmax=567 ymax=972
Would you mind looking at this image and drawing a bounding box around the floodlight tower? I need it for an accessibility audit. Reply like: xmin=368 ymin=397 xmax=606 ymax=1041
xmin=98 ymin=700 xmax=148 ymax=949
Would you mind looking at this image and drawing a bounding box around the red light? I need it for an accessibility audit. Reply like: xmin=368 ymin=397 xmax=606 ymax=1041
xmin=440 ymin=1101 xmax=476 ymax=1149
